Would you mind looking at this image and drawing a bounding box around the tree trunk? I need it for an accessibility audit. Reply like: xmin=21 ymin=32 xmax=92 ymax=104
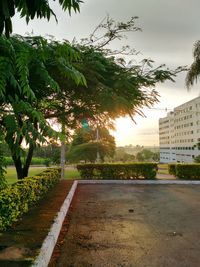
xmin=12 ymin=155 xmax=23 ymax=180
xmin=12 ymin=144 xmax=35 ymax=179
xmin=22 ymin=144 xmax=34 ymax=178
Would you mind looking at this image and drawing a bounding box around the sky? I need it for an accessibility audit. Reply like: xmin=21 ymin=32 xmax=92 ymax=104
xmin=13 ymin=0 xmax=200 ymax=146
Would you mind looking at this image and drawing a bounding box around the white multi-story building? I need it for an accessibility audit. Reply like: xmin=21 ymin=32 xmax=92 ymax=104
xmin=159 ymin=96 xmax=200 ymax=163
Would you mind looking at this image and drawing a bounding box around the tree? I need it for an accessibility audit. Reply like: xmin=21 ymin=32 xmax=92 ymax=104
xmin=45 ymin=43 xmax=181 ymax=131
xmin=113 ymin=147 xmax=135 ymax=162
xmin=0 ymin=0 xmax=82 ymax=37
xmin=0 ymin=18 xmax=183 ymax=179
xmin=0 ymin=141 xmax=10 ymax=157
xmin=136 ymin=149 xmax=154 ymax=162
xmin=186 ymin=40 xmax=200 ymax=88
xmin=33 ymin=143 xmax=62 ymax=164
xmin=43 ymin=17 xmax=183 ymax=125
xmin=152 ymin=152 xmax=160 ymax=162
xmin=67 ymin=127 xmax=116 ymax=162
xmin=194 ymin=155 xmax=200 ymax=163
xmin=0 ymin=35 xmax=85 ymax=179
xmin=0 ymin=0 xmax=82 ymax=178
xmin=136 ymin=149 xmax=159 ymax=162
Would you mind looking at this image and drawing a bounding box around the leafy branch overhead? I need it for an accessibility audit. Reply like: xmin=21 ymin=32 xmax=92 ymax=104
xmin=0 ymin=0 xmax=82 ymax=37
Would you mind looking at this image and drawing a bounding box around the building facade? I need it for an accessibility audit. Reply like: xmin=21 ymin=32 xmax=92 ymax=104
xmin=159 ymin=96 xmax=200 ymax=163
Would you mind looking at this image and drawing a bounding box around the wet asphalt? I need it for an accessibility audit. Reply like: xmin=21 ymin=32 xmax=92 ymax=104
xmin=56 ymin=184 xmax=200 ymax=267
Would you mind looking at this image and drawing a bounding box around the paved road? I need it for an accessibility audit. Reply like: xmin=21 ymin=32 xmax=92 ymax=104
xmin=56 ymin=184 xmax=200 ymax=267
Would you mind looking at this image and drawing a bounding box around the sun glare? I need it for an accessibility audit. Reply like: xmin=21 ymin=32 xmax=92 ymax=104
xmin=111 ymin=117 xmax=136 ymax=145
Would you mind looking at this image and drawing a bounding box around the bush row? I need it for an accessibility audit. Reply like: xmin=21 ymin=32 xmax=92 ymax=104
xmin=4 ymin=157 xmax=51 ymax=166
xmin=168 ymin=164 xmax=176 ymax=176
xmin=0 ymin=168 xmax=61 ymax=230
xmin=168 ymin=163 xmax=200 ymax=179
xmin=77 ymin=163 xmax=158 ymax=180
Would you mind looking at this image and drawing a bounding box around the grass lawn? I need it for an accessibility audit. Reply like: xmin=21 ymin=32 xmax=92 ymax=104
xmin=5 ymin=166 xmax=80 ymax=184
xmin=5 ymin=164 xmax=172 ymax=184
xmin=157 ymin=169 xmax=170 ymax=174
xmin=157 ymin=164 xmax=169 ymax=175
xmin=64 ymin=169 xmax=80 ymax=180
xmin=157 ymin=163 xmax=168 ymax=169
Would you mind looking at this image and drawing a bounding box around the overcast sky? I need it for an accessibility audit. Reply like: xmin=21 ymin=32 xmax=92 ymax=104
xmin=13 ymin=0 xmax=200 ymax=146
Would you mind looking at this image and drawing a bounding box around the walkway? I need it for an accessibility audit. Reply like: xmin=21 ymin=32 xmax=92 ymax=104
xmin=156 ymin=173 xmax=175 ymax=179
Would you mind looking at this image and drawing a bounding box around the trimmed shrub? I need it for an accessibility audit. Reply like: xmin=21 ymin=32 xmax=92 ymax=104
xmin=0 ymin=168 xmax=60 ymax=230
xmin=77 ymin=163 xmax=158 ymax=180
xmin=0 ymin=174 xmax=7 ymax=190
xmin=176 ymin=164 xmax=200 ymax=180
xmin=168 ymin=164 xmax=200 ymax=179
xmin=168 ymin=164 xmax=176 ymax=176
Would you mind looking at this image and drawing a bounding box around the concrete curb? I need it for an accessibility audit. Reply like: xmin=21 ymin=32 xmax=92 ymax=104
xmin=32 ymin=180 xmax=78 ymax=267
xmin=78 ymin=179 xmax=200 ymax=185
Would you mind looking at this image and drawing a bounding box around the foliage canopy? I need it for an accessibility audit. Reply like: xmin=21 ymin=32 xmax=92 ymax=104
xmin=0 ymin=35 xmax=85 ymax=179
xmin=186 ymin=41 xmax=200 ymax=88
xmin=0 ymin=0 xmax=82 ymax=37
xmin=136 ymin=149 xmax=159 ymax=162
xmin=67 ymin=127 xmax=116 ymax=162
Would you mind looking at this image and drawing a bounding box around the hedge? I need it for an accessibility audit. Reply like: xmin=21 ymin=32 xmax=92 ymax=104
xmin=168 ymin=164 xmax=176 ymax=176
xmin=0 ymin=168 xmax=61 ymax=230
xmin=176 ymin=164 xmax=200 ymax=179
xmin=4 ymin=156 xmax=51 ymax=166
xmin=168 ymin=164 xmax=200 ymax=179
xmin=77 ymin=163 xmax=158 ymax=180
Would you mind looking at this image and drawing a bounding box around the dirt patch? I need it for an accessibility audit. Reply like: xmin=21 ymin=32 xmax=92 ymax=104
xmin=0 ymin=247 xmax=31 ymax=260
xmin=0 ymin=180 xmax=73 ymax=267
xmin=50 ymin=184 xmax=200 ymax=267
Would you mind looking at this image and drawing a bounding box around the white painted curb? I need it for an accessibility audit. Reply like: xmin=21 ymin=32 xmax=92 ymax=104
xmin=32 ymin=180 xmax=78 ymax=267
xmin=78 ymin=179 xmax=200 ymax=185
